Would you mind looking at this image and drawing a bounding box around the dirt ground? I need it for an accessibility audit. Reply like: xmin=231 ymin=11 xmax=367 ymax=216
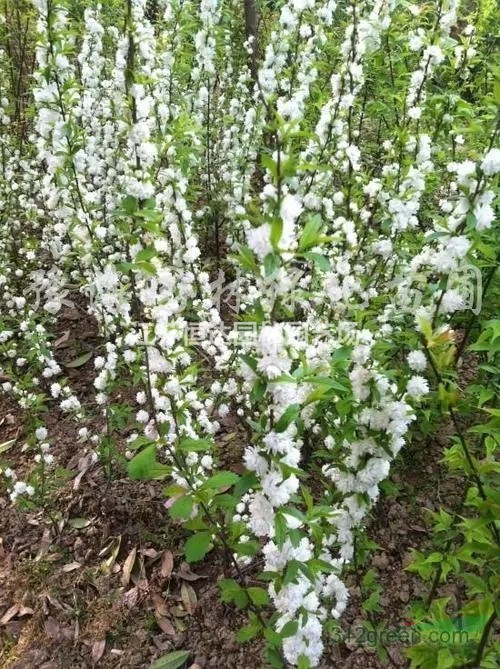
xmin=0 ymin=306 xmax=470 ymax=669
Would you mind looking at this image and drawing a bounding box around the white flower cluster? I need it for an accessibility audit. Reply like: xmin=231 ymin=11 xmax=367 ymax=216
xmin=0 ymin=1 xmax=498 ymax=667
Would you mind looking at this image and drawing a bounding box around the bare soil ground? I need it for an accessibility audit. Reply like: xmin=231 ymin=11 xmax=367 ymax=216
xmin=0 ymin=306 xmax=469 ymax=669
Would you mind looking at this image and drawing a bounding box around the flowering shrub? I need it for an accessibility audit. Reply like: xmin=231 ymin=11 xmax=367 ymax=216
xmin=0 ymin=0 xmax=498 ymax=666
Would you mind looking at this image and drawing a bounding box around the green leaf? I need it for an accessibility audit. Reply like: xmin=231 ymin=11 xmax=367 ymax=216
xmin=280 ymin=620 xmax=298 ymax=638
xmin=219 ymin=579 xmax=249 ymax=609
xmin=247 ymin=586 xmax=269 ymax=606
xmin=178 ymin=437 xmax=212 ymax=452
xmin=127 ymin=435 xmax=156 ymax=451
xmin=203 ymin=471 xmax=239 ymax=489
xmin=241 ymin=354 xmax=258 ymax=372
xmin=236 ymin=618 xmax=261 ymax=642
xmin=266 ymin=646 xmax=284 ymax=668
xmin=270 ymin=218 xmax=283 ymax=247
xmin=261 ymin=154 xmax=277 ymax=179
xmin=304 ymin=252 xmax=330 ymax=271
xmin=134 ymin=260 xmax=157 ymax=275
xmin=298 ymin=655 xmax=310 ymax=669
xmin=264 ymin=252 xmax=280 ymax=276
xmin=250 ymin=379 xmax=267 ymax=403
xmin=362 ymin=568 xmax=377 ymax=588
xmin=122 ymin=195 xmax=138 ymax=214
xmin=169 ymin=495 xmax=193 ymax=520
xmin=65 ymin=351 xmax=93 ymax=368
xmin=275 ymin=403 xmax=301 ymax=432
xmin=135 ymin=247 xmax=157 ymax=262
xmin=299 ymin=215 xmax=323 ymax=251
xmin=235 ymin=539 xmax=260 ymax=557
xmin=127 ymin=445 xmax=169 ymax=480
xmin=150 ymin=650 xmax=190 ymax=669
xmin=274 ymin=512 xmax=287 ymax=546
xmin=331 ymin=346 xmax=352 ymax=365
xmin=185 ymin=532 xmax=212 ymax=563
xmin=236 ymin=246 xmax=259 ymax=272
xmin=362 ymin=588 xmax=381 ymax=613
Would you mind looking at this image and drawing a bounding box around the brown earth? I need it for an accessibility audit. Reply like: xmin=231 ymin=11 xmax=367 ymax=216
xmin=0 ymin=309 xmax=471 ymax=669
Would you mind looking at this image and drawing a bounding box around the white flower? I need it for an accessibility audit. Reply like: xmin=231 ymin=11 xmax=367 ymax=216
xmin=481 ymin=148 xmax=500 ymax=175
xmin=408 ymin=106 xmax=422 ymax=120
xmin=247 ymin=224 xmax=272 ymax=260
xmin=407 ymin=350 xmax=427 ymax=371
xmin=406 ymin=375 xmax=430 ymax=399
xmin=13 ymin=481 xmax=27 ymax=494
xmin=35 ymin=427 xmax=48 ymax=441
xmin=248 ymin=493 xmax=275 ymax=536
xmin=333 ymin=191 xmax=344 ymax=204
xmin=474 ymin=202 xmax=494 ymax=231
xmin=258 ymin=325 xmax=284 ymax=356
xmin=441 ymin=289 xmax=465 ymax=314
xmin=136 ymin=409 xmax=149 ymax=423
xmin=345 ymin=144 xmax=361 ymax=170
xmin=446 ymin=236 xmax=470 ymax=259
xmin=409 ymin=33 xmax=423 ymax=51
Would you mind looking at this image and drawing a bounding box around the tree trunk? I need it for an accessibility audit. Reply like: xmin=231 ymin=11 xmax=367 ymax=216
xmin=244 ymin=0 xmax=259 ymax=79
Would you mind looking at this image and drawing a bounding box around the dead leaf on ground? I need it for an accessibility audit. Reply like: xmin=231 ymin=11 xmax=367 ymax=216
xmin=99 ymin=536 xmax=121 ymax=573
xmin=123 ymin=587 xmax=139 ymax=609
xmin=180 ymin=584 xmax=197 ymax=615
xmin=0 ymin=413 xmax=15 ymax=427
xmin=152 ymin=593 xmax=168 ymax=618
xmin=121 ymin=547 xmax=137 ymax=586
xmin=170 ymin=605 xmax=188 ymax=618
xmin=62 ymin=561 xmax=81 ymax=572
xmin=18 ymin=605 xmax=34 ymax=617
xmin=140 ymin=547 xmax=159 ymax=559
xmin=54 ymin=330 xmax=70 ymax=349
xmin=44 ymin=616 xmax=61 ymax=639
xmin=0 ymin=604 xmax=19 ymax=625
xmin=155 ymin=615 xmax=176 ymax=636
xmin=92 ymin=639 xmax=106 ymax=663
xmin=68 ymin=517 xmax=92 ymax=529
xmin=35 ymin=528 xmax=52 ymax=562
xmin=0 ymin=438 xmax=16 ymax=454
xmin=160 ymin=550 xmax=174 ymax=578
xmin=178 ymin=562 xmax=206 ymax=582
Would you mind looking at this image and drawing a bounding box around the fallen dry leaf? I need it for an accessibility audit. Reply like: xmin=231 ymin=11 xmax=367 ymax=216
xmin=44 ymin=617 xmax=61 ymax=639
xmin=35 ymin=528 xmax=52 ymax=562
xmin=18 ymin=605 xmax=34 ymax=617
xmin=0 ymin=604 xmax=19 ymax=626
xmin=152 ymin=593 xmax=168 ymax=618
xmin=160 ymin=550 xmax=174 ymax=578
xmin=62 ymin=561 xmax=81 ymax=573
xmin=100 ymin=536 xmax=122 ymax=573
xmin=54 ymin=329 xmax=70 ymax=349
xmin=141 ymin=547 xmax=159 ymax=559
xmin=92 ymin=639 xmax=106 ymax=663
xmin=123 ymin=587 xmax=139 ymax=609
xmin=180 ymin=584 xmax=197 ymax=615
xmin=155 ymin=615 xmax=176 ymax=636
xmin=178 ymin=562 xmax=206 ymax=582
xmin=0 ymin=438 xmax=15 ymax=454
xmin=170 ymin=605 xmax=188 ymax=618
xmin=121 ymin=547 xmax=137 ymax=586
